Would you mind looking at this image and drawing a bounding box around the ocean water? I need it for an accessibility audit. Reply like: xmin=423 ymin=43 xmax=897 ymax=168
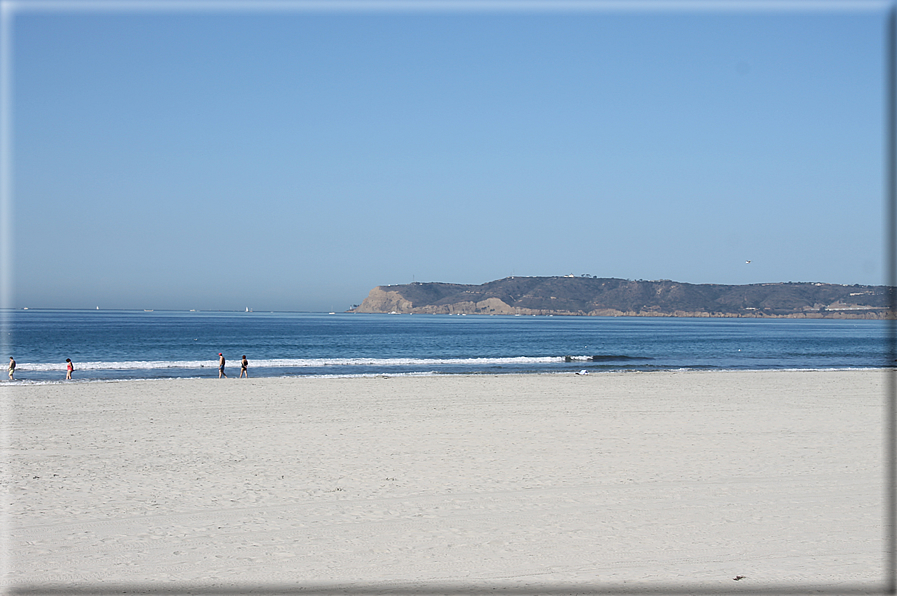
xmin=1 ymin=309 xmax=892 ymax=383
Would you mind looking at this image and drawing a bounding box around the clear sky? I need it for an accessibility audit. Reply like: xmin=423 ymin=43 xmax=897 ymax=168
xmin=4 ymin=1 xmax=890 ymax=312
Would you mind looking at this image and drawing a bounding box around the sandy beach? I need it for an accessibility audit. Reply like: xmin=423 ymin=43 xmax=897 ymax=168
xmin=1 ymin=370 xmax=889 ymax=594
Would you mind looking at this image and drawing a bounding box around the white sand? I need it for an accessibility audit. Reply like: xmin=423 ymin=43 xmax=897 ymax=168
xmin=0 ymin=370 xmax=889 ymax=592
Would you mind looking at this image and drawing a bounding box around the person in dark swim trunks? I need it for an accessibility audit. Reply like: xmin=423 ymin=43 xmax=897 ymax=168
xmin=218 ymin=353 xmax=227 ymax=378
xmin=240 ymin=355 xmax=248 ymax=378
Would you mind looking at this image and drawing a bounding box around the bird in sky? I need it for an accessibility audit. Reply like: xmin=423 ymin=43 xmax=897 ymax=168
xmin=745 ymin=260 xmax=752 ymax=264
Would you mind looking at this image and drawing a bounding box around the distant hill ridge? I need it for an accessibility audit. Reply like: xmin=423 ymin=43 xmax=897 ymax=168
xmin=350 ymin=276 xmax=893 ymax=318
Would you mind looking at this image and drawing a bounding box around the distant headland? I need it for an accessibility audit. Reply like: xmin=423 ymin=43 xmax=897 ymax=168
xmin=349 ymin=276 xmax=894 ymax=319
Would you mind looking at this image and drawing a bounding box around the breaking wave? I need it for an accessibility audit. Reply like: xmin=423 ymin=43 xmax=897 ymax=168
xmin=14 ymin=355 xmax=611 ymax=372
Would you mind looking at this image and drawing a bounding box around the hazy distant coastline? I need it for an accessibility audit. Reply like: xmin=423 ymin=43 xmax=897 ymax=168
xmin=350 ymin=276 xmax=893 ymax=319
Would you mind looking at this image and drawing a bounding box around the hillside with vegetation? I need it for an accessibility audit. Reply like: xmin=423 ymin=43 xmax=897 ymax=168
xmin=350 ymin=276 xmax=892 ymax=318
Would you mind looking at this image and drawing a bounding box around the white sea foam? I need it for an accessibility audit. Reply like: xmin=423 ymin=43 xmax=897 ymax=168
xmin=14 ymin=355 xmax=581 ymax=372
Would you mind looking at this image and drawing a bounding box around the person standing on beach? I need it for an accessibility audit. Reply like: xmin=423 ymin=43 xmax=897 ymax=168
xmin=8 ymin=357 xmax=15 ymax=380
xmin=218 ymin=353 xmax=227 ymax=378
xmin=240 ymin=355 xmax=248 ymax=378
xmin=65 ymin=358 xmax=73 ymax=380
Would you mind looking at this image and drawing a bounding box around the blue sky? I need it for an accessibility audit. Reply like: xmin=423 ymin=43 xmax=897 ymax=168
xmin=5 ymin=1 xmax=890 ymax=311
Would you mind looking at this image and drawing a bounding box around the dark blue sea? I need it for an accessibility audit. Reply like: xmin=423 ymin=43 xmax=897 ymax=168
xmin=1 ymin=309 xmax=892 ymax=383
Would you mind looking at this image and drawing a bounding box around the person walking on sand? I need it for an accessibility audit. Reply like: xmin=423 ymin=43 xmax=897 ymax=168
xmin=218 ymin=353 xmax=227 ymax=378
xmin=65 ymin=358 xmax=73 ymax=380
xmin=240 ymin=355 xmax=248 ymax=378
xmin=8 ymin=357 xmax=15 ymax=380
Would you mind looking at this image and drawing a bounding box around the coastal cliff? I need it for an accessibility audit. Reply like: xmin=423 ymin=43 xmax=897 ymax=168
xmin=350 ymin=276 xmax=893 ymax=318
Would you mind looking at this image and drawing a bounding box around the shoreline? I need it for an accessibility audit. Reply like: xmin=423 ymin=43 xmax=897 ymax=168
xmin=2 ymin=365 xmax=893 ymax=386
xmin=3 ymin=369 xmax=889 ymax=589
